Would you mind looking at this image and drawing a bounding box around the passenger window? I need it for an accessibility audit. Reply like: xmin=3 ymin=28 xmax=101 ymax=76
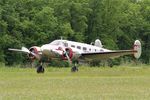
xmin=100 ymin=49 xmax=104 ymax=52
xmin=77 ymin=46 xmax=81 ymax=49
xmin=71 ymin=45 xmax=75 ymax=48
xmin=83 ymin=47 xmax=87 ymax=51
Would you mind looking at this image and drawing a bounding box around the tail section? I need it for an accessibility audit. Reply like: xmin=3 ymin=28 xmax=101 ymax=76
xmin=133 ymin=40 xmax=141 ymax=59
xmin=94 ymin=39 xmax=103 ymax=48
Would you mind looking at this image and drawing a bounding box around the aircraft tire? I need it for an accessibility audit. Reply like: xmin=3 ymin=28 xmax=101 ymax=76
xmin=37 ymin=65 xmax=45 ymax=73
xmin=71 ymin=66 xmax=78 ymax=72
xmin=108 ymin=62 xmax=113 ymax=68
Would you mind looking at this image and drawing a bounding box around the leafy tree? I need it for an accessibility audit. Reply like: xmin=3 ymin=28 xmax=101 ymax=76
xmin=0 ymin=0 xmax=149 ymax=65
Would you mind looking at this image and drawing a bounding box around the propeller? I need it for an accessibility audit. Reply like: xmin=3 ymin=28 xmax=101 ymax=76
xmin=21 ymin=47 xmax=30 ymax=53
xmin=9 ymin=47 xmax=40 ymax=60
xmin=64 ymin=49 xmax=72 ymax=66
xmin=59 ymin=43 xmax=72 ymax=66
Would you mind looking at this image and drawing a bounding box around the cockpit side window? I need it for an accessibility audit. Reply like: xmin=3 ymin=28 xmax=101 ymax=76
xmin=71 ymin=45 xmax=75 ymax=48
xmin=64 ymin=42 xmax=68 ymax=47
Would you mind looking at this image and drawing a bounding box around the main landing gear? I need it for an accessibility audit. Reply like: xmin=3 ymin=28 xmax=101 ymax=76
xmin=36 ymin=62 xmax=45 ymax=73
xmin=71 ymin=64 xmax=78 ymax=72
xmin=37 ymin=65 xmax=45 ymax=73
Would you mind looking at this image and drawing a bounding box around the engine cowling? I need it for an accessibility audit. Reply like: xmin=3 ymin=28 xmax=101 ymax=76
xmin=61 ymin=48 xmax=73 ymax=60
xmin=28 ymin=46 xmax=41 ymax=61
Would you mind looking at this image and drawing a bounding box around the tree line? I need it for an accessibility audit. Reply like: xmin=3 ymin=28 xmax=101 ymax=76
xmin=0 ymin=0 xmax=149 ymax=66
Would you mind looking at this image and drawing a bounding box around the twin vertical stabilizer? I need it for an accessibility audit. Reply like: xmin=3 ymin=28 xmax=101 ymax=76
xmin=94 ymin=39 xmax=103 ymax=48
xmin=134 ymin=40 xmax=142 ymax=59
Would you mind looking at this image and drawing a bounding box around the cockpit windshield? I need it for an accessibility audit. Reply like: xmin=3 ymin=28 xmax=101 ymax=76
xmin=50 ymin=40 xmax=64 ymax=46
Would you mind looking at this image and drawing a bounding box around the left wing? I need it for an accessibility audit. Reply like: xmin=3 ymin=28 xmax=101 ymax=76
xmin=80 ymin=50 xmax=137 ymax=60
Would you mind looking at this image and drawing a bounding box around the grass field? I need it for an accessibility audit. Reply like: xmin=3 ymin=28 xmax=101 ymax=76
xmin=0 ymin=65 xmax=150 ymax=100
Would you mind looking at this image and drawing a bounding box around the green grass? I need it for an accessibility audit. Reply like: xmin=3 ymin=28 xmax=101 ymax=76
xmin=0 ymin=65 xmax=150 ymax=100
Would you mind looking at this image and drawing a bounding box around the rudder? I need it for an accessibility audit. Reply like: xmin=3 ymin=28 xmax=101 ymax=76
xmin=133 ymin=40 xmax=142 ymax=59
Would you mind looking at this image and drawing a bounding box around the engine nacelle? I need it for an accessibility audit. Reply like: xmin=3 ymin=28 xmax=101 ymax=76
xmin=28 ymin=46 xmax=41 ymax=60
xmin=61 ymin=48 xmax=73 ymax=60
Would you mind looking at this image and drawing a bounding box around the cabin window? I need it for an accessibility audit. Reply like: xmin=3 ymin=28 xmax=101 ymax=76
xmin=89 ymin=48 xmax=91 ymax=51
xmin=77 ymin=46 xmax=81 ymax=49
xmin=71 ymin=45 xmax=75 ymax=48
xmin=83 ymin=47 xmax=87 ymax=51
xmin=95 ymin=49 xmax=96 ymax=51
xmin=100 ymin=49 xmax=104 ymax=52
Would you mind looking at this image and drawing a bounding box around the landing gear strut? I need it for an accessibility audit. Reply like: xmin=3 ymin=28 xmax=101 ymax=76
xmin=71 ymin=61 xmax=79 ymax=72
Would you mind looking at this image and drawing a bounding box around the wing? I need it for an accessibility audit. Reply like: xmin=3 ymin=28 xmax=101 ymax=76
xmin=80 ymin=50 xmax=137 ymax=61
xmin=8 ymin=47 xmax=30 ymax=53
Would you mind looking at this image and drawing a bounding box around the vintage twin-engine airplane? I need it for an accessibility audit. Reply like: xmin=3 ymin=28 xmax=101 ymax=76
xmin=9 ymin=39 xmax=141 ymax=73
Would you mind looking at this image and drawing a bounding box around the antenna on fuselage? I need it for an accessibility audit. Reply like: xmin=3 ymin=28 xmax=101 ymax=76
xmin=60 ymin=36 xmax=63 ymax=40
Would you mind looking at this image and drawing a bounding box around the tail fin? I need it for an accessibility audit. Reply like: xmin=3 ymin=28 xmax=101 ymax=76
xmin=133 ymin=40 xmax=142 ymax=59
xmin=94 ymin=39 xmax=103 ymax=48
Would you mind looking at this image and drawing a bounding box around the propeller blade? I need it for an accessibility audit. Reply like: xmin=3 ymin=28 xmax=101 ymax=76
xmin=9 ymin=47 xmax=40 ymax=60
xmin=9 ymin=47 xmax=30 ymax=54
xmin=21 ymin=47 xmax=30 ymax=53
xmin=64 ymin=50 xmax=72 ymax=66
xmin=59 ymin=43 xmax=72 ymax=66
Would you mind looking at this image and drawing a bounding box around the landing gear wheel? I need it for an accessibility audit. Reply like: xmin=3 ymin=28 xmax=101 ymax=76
xmin=37 ymin=65 xmax=45 ymax=73
xmin=71 ymin=66 xmax=78 ymax=72
xmin=109 ymin=63 xmax=113 ymax=68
